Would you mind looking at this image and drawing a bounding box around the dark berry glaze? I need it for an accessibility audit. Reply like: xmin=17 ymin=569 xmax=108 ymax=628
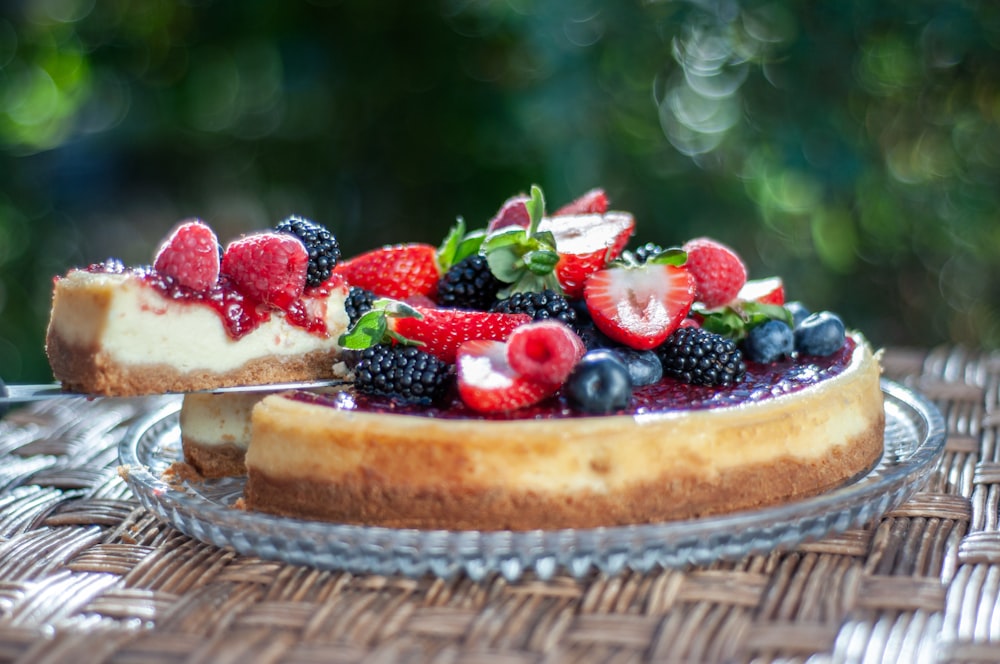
xmin=82 ymin=259 xmax=336 ymax=340
xmin=293 ymin=338 xmax=859 ymax=421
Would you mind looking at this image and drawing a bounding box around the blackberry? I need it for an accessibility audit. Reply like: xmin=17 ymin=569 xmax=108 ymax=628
xmin=489 ymin=289 xmax=578 ymax=330
xmin=436 ymin=254 xmax=503 ymax=310
xmin=344 ymin=286 xmax=377 ymax=327
xmin=657 ymin=327 xmax=746 ymax=387
xmin=353 ymin=344 xmax=453 ymax=404
xmin=275 ymin=215 xmax=341 ymax=287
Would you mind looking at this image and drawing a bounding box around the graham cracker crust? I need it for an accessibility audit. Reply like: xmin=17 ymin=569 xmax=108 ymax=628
xmin=181 ymin=438 xmax=247 ymax=478
xmin=45 ymin=331 xmax=338 ymax=396
xmin=244 ymin=415 xmax=885 ymax=531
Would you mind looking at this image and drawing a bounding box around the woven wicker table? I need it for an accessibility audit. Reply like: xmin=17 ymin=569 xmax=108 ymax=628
xmin=0 ymin=346 xmax=995 ymax=663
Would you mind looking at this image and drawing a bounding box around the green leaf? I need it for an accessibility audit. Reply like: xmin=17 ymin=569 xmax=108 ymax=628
xmin=646 ymin=248 xmax=687 ymax=266
xmin=525 ymin=184 xmax=546 ymax=236
xmin=481 ymin=228 xmax=526 ymax=253
xmin=524 ymin=249 xmax=560 ymax=275
xmin=336 ymin=299 xmax=424 ymax=350
xmin=486 ymin=248 xmax=523 ymax=283
xmin=338 ymin=309 xmax=388 ymax=349
xmin=436 ymin=218 xmax=486 ymax=272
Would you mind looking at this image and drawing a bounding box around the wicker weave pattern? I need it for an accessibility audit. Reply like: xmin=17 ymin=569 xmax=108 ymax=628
xmin=0 ymin=346 xmax=996 ymax=663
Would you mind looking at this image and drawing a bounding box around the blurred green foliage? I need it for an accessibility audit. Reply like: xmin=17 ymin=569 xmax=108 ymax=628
xmin=1 ymin=0 xmax=999 ymax=382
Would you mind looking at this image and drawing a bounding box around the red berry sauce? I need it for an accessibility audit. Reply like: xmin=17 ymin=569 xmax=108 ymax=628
xmin=84 ymin=260 xmax=338 ymax=340
xmin=292 ymin=337 xmax=858 ymax=421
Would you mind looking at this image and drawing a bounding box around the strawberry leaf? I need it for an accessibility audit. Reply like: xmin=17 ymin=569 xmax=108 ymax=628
xmin=437 ymin=218 xmax=486 ymax=273
xmin=337 ymin=298 xmax=424 ymax=349
xmin=697 ymin=301 xmax=793 ymax=340
xmin=647 ymin=248 xmax=687 ymax=267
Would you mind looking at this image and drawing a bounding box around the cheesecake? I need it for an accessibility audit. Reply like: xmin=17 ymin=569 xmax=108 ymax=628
xmin=45 ymin=218 xmax=349 ymax=397
xmin=242 ymin=333 xmax=884 ymax=531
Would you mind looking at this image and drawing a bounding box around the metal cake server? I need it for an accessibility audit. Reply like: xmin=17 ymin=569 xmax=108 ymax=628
xmin=0 ymin=379 xmax=348 ymax=404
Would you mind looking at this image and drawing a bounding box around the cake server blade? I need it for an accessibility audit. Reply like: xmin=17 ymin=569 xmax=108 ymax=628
xmin=0 ymin=379 xmax=349 ymax=404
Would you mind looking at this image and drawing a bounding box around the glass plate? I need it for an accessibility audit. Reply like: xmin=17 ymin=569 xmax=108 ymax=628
xmin=118 ymin=380 xmax=945 ymax=581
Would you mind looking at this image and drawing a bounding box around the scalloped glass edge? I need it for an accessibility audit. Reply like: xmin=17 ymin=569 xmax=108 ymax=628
xmin=117 ymin=379 xmax=945 ymax=581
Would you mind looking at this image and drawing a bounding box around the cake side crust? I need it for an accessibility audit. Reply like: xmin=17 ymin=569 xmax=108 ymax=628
xmin=243 ymin=416 xmax=885 ymax=530
xmin=46 ymin=329 xmax=339 ymax=396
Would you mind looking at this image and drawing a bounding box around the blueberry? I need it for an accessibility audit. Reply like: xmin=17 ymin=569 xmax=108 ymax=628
xmin=565 ymin=350 xmax=632 ymax=414
xmin=743 ymin=319 xmax=794 ymax=363
xmin=785 ymin=301 xmax=811 ymax=328
xmin=794 ymin=311 xmax=846 ymax=356
xmin=612 ymin=348 xmax=663 ymax=386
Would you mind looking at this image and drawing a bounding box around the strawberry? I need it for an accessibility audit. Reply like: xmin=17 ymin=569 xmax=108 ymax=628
xmin=153 ymin=220 xmax=220 ymax=291
xmin=737 ymin=276 xmax=785 ymax=305
xmin=505 ymin=320 xmax=585 ymax=384
xmin=553 ymin=188 xmax=609 ymax=216
xmin=538 ymin=212 xmax=635 ymax=298
xmin=456 ymin=340 xmax=556 ymax=413
xmin=221 ymin=232 xmax=309 ymax=308
xmin=486 ymin=194 xmax=531 ymax=233
xmin=583 ymin=263 xmax=695 ymax=350
xmin=333 ymin=243 xmax=440 ymax=300
xmin=390 ymin=306 xmax=531 ymax=363
xmin=681 ymin=237 xmax=747 ymax=308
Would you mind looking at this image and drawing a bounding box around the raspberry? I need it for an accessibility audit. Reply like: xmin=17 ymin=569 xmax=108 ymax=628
xmin=274 ymin=215 xmax=340 ymax=288
xmin=505 ymin=321 xmax=585 ymax=385
xmin=221 ymin=232 xmax=309 ymax=307
xmin=152 ymin=220 xmax=220 ymax=291
xmin=682 ymin=237 xmax=747 ymax=308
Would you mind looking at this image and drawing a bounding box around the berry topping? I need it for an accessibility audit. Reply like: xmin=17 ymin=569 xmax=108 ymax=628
xmin=344 ymin=286 xmax=378 ymax=327
xmin=565 ymin=349 xmax=633 ymax=414
xmin=489 ymin=289 xmax=578 ymax=330
xmin=657 ymin=327 xmax=746 ymax=387
xmin=152 ymin=220 xmax=221 ymax=291
xmin=436 ymin=254 xmax=503 ymax=310
xmin=682 ymin=237 xmax=748 ymax=308
xmin=353 ymin=344 xmax=453 ymax=405
xmin=737 ymin=276 xmax=785 ymax=306
xmin=274 ymin=216 xmax=341 ymax=288
xmin=390 ymin=306 xmax=531 ymax=363
xmin=333 ymin=243 xmax=440 ymax=300
xmin=582 ymin=262 xmax=696 ymax=350
xmin=538 ymin=211 xmax=635 ymax=297
xmin=552 ymin=187 xmax=609 ymax=216
xmin=221 ymin=232 xmax=309 ymax=308
xmin=456 ymin=339 xmax=556 ymax=413
xmin=743 ymin=319 xmax=794 ymax=363
xmin=794 ymin=311 xmax=846 ymax=356
xmin=505 ymin=320 xmax=585 ymax=384
xmin=611 ymin=348 xmax=663 ymax=387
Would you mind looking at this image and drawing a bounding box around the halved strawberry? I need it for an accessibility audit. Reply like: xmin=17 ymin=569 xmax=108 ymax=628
xmin=153 ymin=220 xmax=220 ymax=291
xmin=538 ymin=212 xmax=635 ymax=298
xmin=737 ymin=276 xmax=785 ymax=305
xmin=583 ymin=263 xmax=696 ymax=350
xmin=456 ymin=340 xmax=556 ymax=413
xmin=333 ymin=243 xmax=439 ymax=300
xmin=390 ymin=306 xmax=531 ymax=363
xmin=553 ymin=188 xmax=609 ymax=216
xmin=221 ymin=232 xmax=309 ymax=308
